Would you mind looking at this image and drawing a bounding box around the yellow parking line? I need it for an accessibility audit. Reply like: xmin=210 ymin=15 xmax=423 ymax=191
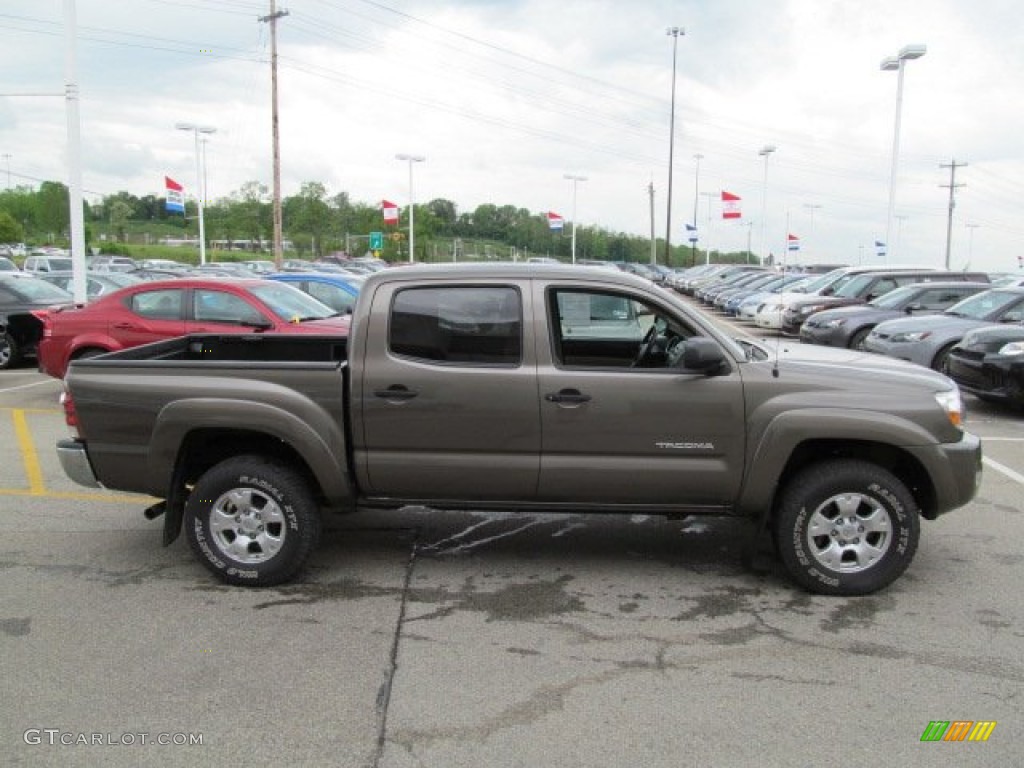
xmin=12 ymin=409 xmax=45 ymax=495
xmin=0 ymin=487 xmax=156 ymax=503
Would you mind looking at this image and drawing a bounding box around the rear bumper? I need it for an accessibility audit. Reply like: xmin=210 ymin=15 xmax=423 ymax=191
xmin=57 ymin=438 xmax=102 ymax=488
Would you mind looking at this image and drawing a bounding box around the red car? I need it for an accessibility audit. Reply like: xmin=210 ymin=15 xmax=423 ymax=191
xmin=38 ymin=277 xmax=350 ymax=379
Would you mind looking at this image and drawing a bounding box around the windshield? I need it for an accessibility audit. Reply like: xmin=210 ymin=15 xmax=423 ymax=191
xmin=945 ymin=289 xmax=1020 ymax=320
xmin=248 ymin=281 xmax=337 ymax=321
xmin=1 ymin=275 xmax=74 ymax=302
xmin=869 ymin=284 xmax=919 ymax=309
xmin=794 ymin=269 xmax=846 ymax=294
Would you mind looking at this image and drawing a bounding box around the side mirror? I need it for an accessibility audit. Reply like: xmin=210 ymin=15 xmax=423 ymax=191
xmin=904 ymin=303 xmax=925 ymax=314
xmin=681 ymin=337 xmax=727 ymax=375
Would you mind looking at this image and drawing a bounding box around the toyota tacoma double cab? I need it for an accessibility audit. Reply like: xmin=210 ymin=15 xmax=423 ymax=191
xmin=56 ymin=264 xmax=982 ymax=596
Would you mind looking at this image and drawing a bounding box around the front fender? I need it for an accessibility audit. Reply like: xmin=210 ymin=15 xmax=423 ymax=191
xmin=737 ymin=407 xmax=945 ymax=515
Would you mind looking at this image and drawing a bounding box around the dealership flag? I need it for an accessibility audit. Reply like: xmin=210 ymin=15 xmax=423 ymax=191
xmin=686 ymin=223 xmax=699 ymax=243
xmin=721 ymin=190 xmax=742 ymax=219
xmin=787 ymin=233 xmax=800 ymax=251
xmin=382 ymin=199 xmax=400 ymax=225
xmin=547 ymin=211 xmax=565 ymax=231
xmin=875 ymin=240 xmax=886 ymax=257
xmin=165 ymin=176 xmax=184 ymax=214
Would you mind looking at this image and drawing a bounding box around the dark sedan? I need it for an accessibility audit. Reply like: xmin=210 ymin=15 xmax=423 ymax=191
xmin=945 ymin=325 xmax=1024 ymax=408
xmin=0 ymin=272 xmax=74 ymax=369
xmin=799 ymin=281 xmax=990 ymax=349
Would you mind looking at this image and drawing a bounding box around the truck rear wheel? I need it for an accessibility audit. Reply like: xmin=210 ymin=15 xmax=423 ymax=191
xmin=184 ymin=455 xmax=321 ymax=586
xmin=773 ymin=459 xmax=919 ymax=596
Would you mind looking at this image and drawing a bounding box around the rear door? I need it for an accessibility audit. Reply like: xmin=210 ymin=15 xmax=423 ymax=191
xmin=355 ymin=280 xmax=540 ymax=500
xmin=114 ymin=287 xmax=187 ymax=346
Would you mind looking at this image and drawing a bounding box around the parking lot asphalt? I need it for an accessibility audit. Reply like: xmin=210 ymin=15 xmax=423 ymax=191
xmin=2 ymin=318 xmax=1022 ymax=767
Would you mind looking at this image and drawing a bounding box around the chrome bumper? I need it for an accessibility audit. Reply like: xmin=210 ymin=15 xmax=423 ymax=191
xmin=56 ymin=439 xmax=102 ymax=488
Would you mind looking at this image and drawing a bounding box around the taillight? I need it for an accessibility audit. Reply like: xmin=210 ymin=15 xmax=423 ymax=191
xmin=60 ymin=387 xmax=83 ymax=439
xmin=31 ymin=309 xmax=52 ymax=338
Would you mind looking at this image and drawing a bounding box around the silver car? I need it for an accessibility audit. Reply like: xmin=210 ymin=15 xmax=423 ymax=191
xmin=863 ymin=287 xmax=1024 ymax=370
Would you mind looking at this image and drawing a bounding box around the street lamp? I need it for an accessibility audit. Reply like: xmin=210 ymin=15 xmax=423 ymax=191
xmin=665 ymin=26 xmax=685 ymax=266
xmin=395 ymin=153 xmax=425 ymax=262
xmin=691 ymin=152 xmax=703 ymax=266
xmin=175 ymin=122 xmax=216 ymax=264
xmin=803 ymin=203 xmax=822 ymax=259
xmin=758 ymin=144 xmax=776 ymax=265
xmin=881 ymin=43 xmax=926 ymax=261
xmin=966 ymin=223 xmax=980 ymax=266
xmin=564 ymin=173 xmax=587 ymax=263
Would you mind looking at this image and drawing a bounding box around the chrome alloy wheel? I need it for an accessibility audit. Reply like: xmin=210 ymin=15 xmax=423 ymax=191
xmin=805 ymin=492 xmax=893 ymax=574
xmin=208 ymin=487 xmax=287 ymax=564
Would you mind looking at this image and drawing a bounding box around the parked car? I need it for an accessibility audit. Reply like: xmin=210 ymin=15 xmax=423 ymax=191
xmin=22 ymin=253 xmax=74 ymax=273
xmin=799 ymin=281 xmax=991 ymax=349
xmin=1 ymin=256 xmax=19 ymax=272
xmin=753 ymin=264 xmax=940 ymax=332
xmin=135 ymin=259 xmax=192 ymax=273
xmin=266 ymin=272 xmax=362 ymax=314
xmin=88 ymin=255 xmax=138 ymax=273
xmin=0 ymin=272 xmax=74 ymax=369
xmin=945 ymin=325 xmax=1024 ymax=408
xmin=863 ymin=287 xmax=1024 ymax=370
xmin=38 ymin=270 xmax=144 ymax=300
xmin=779 ymin=270 xmax=988 ymax=336
xmin=728 ymin=274 xmax=810 ymax=319
xmin=37 ymin=277 xmax=351 ymax=379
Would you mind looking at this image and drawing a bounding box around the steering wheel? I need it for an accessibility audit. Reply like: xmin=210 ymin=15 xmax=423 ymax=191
xmin=631 ymin=324 xmax=659 ymax=368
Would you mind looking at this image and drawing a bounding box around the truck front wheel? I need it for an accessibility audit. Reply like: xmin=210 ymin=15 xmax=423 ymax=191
xmin=184 ymin=455 xmax=321 ymax=587
xmin=773 ymin=459 xmax=920 ymax=596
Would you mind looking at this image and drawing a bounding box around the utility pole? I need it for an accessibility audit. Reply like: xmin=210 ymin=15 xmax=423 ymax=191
xmin=260 ymin=1 xmax=289 ymax=268
xmin=648 ymin=180 xmax=656 ymax=265
xmin=940 ymin=159 xmax=967 ymax=269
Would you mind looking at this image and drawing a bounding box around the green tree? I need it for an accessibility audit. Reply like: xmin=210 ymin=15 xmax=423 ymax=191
xmin=0 ymin=210 xmax=24 ymax=243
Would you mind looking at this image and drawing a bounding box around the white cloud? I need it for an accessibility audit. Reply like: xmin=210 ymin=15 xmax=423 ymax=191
xmin=1 ymin=0 xmax=1022 ymax=271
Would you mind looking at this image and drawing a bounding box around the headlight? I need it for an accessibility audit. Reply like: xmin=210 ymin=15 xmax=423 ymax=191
xmin=890 ymin=330 xmax=932 ymax=343
xmin=997 ymin=341 xmax=1024 ymax=356
xmin=798 ymin=305 xmax=827 ymax=316
xmin=934 ymin=389 xmax=963 ymax=429
xmin=821 ymin=318 xmax=847 ymax=329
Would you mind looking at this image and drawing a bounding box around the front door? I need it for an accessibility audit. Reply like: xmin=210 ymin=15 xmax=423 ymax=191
xmin=535 ymin=283 xmax=746 ymax=508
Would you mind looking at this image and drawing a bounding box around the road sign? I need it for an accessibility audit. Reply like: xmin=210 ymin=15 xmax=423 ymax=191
xmin=369 ymin=231 xmax=383 ymax=250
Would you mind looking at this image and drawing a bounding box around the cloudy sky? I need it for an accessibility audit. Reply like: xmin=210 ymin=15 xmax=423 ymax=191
xmin=2 ymin=0 xmax=1023 ymax=271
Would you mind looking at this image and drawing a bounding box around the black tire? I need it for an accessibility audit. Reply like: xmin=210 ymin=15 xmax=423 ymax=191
xmin=773 ymin=459 xmax=920 ymax=596
xmin=0 ymin=332 xmax=21 ymax=370
xmin=847 ymin=327 xmax=871 ymax=350
xmin=931 ymin=342 xmax=957 ymax=373
xmin=184 ymin=455 xmax=321 ymax=586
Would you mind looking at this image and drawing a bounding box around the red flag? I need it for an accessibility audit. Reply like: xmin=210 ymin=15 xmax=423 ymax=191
xmin=547 ymin=211 xmax=565 ymax=231
xmin=787 ymin=233 xmax=800 ymax=251
xmin=165 ymin=177 xmax=184 ymax=213
xmin=722 ymin=190 xmax=741 ymax=219
xmin=382 ymin=199 xmax=399 ymax=225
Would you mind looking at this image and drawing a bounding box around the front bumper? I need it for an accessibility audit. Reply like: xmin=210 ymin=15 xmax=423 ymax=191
xmin=57 ymin=438 xmax=102 ymax=488
xmin=906 ymin=431 xmax=983 ymax=518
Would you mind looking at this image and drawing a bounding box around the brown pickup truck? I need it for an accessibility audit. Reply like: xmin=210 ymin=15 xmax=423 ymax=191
xmin=57 ymin=263 xmax=982 ymax=595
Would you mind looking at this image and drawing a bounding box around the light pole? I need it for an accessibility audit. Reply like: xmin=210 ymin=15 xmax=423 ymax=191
xmin=966 ymin=223 xmax=980 ymax=266
xmin=564 ymin=173 xmax=587 ymax=263
xmin=691 ymin=152 xmax=703 ymax=266
xmin=803 ymin=203 xmax=822 ymax=260
xmin=758 ymin=145 xmax=776 ymax=265
xmin=395 ymin=153 xmax=425 ymax=262
xmin=1 ymin=153 xmax=9 ymax=189
xmin=175 ymin=122 xmax=216 ymax=264
xmin=664 ymin=26 xmax=685 ymax=267
xmin=881 ymin=44 xmax=926 ymax=262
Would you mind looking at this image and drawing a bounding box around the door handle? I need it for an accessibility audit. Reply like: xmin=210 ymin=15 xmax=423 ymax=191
xmin=374 ymin=385 xmax=419 ymax=401
xmin=544 ymin=389 xmax=592 ymax=404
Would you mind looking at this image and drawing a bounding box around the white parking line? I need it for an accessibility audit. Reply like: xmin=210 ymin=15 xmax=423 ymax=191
xmin=983 ymin=457 xmax=1024 ymax=485
xmin=0 ymin=378 xmax=60 ymax=394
